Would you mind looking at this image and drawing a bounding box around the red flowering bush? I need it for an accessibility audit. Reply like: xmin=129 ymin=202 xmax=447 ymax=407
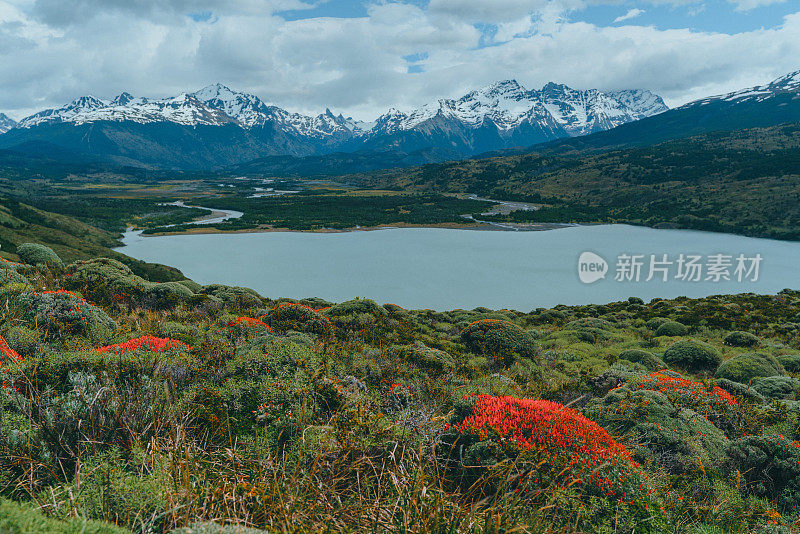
xmin=96 ymin=335 xmax=192 ymax=355
xmin=629 ymin=371 xmax=737 ymax=422
xmin=0 ymin=334 xmax=21 ymax=364
xmin=440 ymin=395 xmax=658 ymax=530
xmin=262 ymin=303 xmax=332 ymax=336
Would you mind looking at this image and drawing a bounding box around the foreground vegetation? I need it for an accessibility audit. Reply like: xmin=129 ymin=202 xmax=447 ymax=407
xmin=1 ymin=244 xmax=800 ymax=533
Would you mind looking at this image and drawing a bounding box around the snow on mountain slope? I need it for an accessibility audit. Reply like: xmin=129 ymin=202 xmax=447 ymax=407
xmin=17 ymin=93 xmax=233 ymax=128
xmin=681 ymin=70 xmax=800 ymax=108
xmin=0 ymin=113 xmax=16 ymax=134
xmin=371 ymin=80 xmax=668 ymax=137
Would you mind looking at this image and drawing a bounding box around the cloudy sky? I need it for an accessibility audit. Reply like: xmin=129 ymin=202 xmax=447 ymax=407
xmin=0 ymin=0 xmax=798 ymax=120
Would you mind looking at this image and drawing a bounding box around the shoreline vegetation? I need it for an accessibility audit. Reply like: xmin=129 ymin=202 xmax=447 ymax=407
xmin=1 ymin=243 xmax=800 ymax=533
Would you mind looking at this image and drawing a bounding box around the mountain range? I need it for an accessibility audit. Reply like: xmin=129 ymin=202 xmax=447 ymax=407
xmin=0 ymin=81 xmax=667 ymax=169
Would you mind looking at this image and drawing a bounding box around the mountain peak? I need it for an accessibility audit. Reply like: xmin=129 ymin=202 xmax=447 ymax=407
xmin=0 ymin=112 xmax=17 ymax=134
xmin=112 ymin=92 xmax=135 ymax=106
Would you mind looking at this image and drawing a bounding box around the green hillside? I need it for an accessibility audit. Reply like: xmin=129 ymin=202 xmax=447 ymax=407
xmin=356 ymin=124 xmax=800 ymax=239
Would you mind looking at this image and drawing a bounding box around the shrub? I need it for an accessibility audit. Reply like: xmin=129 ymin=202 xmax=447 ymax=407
xmin=325 ymin=298 xmax=387 ymax=317
xmin=727 ymin=433 xmax=800 ymax=513
xmin=618 ymin=349 xmax=667 ymax=371
xmin=0 ymin=267 xmax=27 ymax=285
xmin=716 ymin=378 xmax=766 ymax=403
xmin=0 ymin=497 xmax=128 ymax=534
xmin=629 ymin=371 xmax=738 ymax=427
xmin=17 ymin=242 xmax=62 ymax=267
xmin=590 ymin=387 xmax=730 ymax=473
xmin=654 ymin=321 xmax=688 ymax=337
xmin=663 ymin=340 xmax=722 ymax=374
xmin=777 ymin=354 xmax=800 ymax=373
xmin=0 ymin=333 xmax=21 ymax=366
xmin=646 ymin=317 xmax=670 ymax=330
xmin=389 ymin=341 xmax=454 ymax=372
xmin=724 ymin=331 xmax=760 ymax=348
xmin=65 ymin=257 xmax=148 ymax=303
xmin=715 ymin=353 xmax=784 ymax=384
xmin=751 ymin=376 xmax=799 ymax=400
xmin=460 ymin=319 xmax=537 ymax=364
xmin=263 ymin=303 xmax=332 ymax=336
xmin=440 ymin=395 xmax=656 ymax=528
xmin=3 ymin=326 xmax=41 ymax=358
xmin=201 ymin=284 xmax=262 ymax=308
xmin=16 ymin=291 xmax=117 ymax=338
xmin=142 ymin=281 xmax=195 ymax=309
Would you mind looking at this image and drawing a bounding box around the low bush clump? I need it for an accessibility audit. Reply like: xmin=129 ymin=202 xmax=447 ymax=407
xmin=16 ymin=290 xmax=117 ymax=338
xmin=724 ymin=331 xmax=760 ymax=347
xmin=389 ymin=341 xmax=454 ymax=372
xmin=460 ymin=319 xmax=537 ymax=364
xmin=654 ymin=320 xmax=688 ymax=337
xmin=142 ymin=281 xmax=195 ymax=309
xmin=618 ymin=349 xmax=667 ymax=371
xmin=17 ymin=243 xmax=63 ymax=268
xmin=751 ymin=376 xmax=799 ymax=400
xmin=727 ymin=433 xmax=800 ymax=513
xmin=715 ymin=353 xmax=784 ymax=384
xmin=777 ymin=354 xmax=800 ymax=373
xmin=663 ymin=340 xmax=722 ymax=374
xmin=0 ymin=497 xmax=128 ymax=534
xmin=262 ymin=303 xmax=332 ymax=335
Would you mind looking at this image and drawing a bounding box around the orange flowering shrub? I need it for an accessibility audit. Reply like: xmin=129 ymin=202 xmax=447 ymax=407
xmin=0 ymin=334 xmax=20 ymax=364
xmin=444 ymin=395 xmax=651 ymax=504
xmin=262 ymin=303 xmax=332 ymax=336
xmin=96 ymin=335 xmax=192 ymax=355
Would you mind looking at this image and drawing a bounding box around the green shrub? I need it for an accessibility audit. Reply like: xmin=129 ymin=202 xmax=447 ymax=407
xmin=751 ymin=376 xmax=799 ymax=400
xmin=263 ymin=303 xmax=332 ymax=335
xmin=617 ymin=349 xmax=667 ymax=371
xmin=65 ymin=257 xmax=148 ymax=303
xmin=389 ymin=341 xmax=454 ymax=372
xmin=170 ymin=523 xmax=269 ymax=533
xmin=142 ymin=281 xmax=195 ymax=309
xmin=3 ymin=326 xmax=41 ymax=357
xmin=0 ymin=268 xmax=27 ymax=285
xmin=723 ymin=331 xmax=760 ymax=348
xmin=663 ymin=340 xmax=722 ymax=374
xmin=16 ymin=291 xmax=116 ymax=338
xmin=0 ymin=497 xmax=128 ymax=533
xmin=589 ymin=387 xmax=729 ymax=473
xmin=654 ymin=320 xmax=688 ymax=337
xmin=777 ymin=354 xmax=800 ymax=373
xmin=715 ymin=353 xmax=784 ymax=384
xmin=727 ymin=433 xmax=800 ymax=513
xmin=175 ymin=279 xmax=202 ymax=293
xmin=460 ymin=319 xmax=537 ymax=364
xmin=325 ymin=298 xmax=387 ymax=317
xmin=201 ymin=284 xmax=262 ymax=308
xmin=17 ymin=243 xmax=63 ymax=268
xmin=715 ymin=378 xmax=766 ymax=403
xmin=646 ymin=317 xmax=670 ymax=330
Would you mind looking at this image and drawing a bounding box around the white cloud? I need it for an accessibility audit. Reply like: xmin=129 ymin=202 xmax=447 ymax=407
xmin=727 ymin=0 xmax=786 ymax=12
xmin=613 ymin=8 xmax=645 ymax=23
xmin=0 ymin=0 xmax=798 ymax=121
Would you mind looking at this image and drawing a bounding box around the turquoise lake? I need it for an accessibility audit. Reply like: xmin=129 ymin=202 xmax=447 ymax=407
xmin=117 ymin=224 xmax=800 ymax=311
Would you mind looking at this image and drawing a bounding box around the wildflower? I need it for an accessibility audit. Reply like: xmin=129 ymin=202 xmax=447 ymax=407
xmin=96 ymin=335 xmax=192 ymax=354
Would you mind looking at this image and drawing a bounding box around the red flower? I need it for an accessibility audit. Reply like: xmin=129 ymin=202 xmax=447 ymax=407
xmin=96 ymin=335 xmax=192 ymax=354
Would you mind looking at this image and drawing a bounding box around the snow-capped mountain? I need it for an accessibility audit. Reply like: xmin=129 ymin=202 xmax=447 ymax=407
xmin=0 ymin=79 xmax=669 ymax=168
xmin=0 ymin=113 xmax=16 ymax=134
xmin=18 ymin=93 xmax=234 ymax=128
xmin=369 ymin=80 xmax=667 ymax=138
xmin=683 ymin=69 xmax=800 ymax=108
